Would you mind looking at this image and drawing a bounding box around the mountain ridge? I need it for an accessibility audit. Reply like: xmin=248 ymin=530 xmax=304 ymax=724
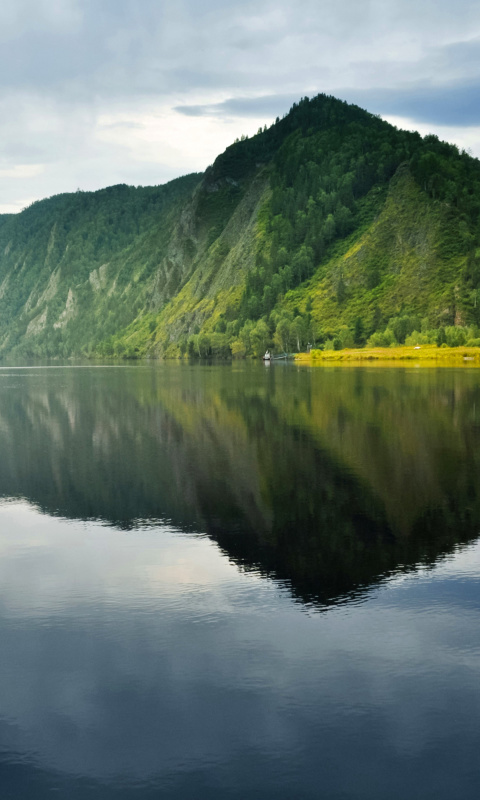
xmin=1 ymin=93 xmax=479 ymax=359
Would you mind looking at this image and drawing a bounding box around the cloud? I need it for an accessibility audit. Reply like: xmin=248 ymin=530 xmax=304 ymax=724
xmin=433 ymin=36 xmax=480 ymax=81
xmin=0 ymin=164 xmax=44 ymax=179
xmin=175 ymin=94 xmax=301 ymax=119
xmin=0 ymin=0 xmax=476 ymax=100
xmin=99 ymin=120 xmax=145 ymax=130
xmin=0 ymin=0 xmax=480 ymax=209
xmin=175 ymin=75 xmax=480 ymax=130
xmin=339 ymin=81 xmax=480 ymax=127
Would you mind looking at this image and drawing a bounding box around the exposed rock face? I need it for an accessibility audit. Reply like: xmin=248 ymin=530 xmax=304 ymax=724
xmin=26 ymin=310 xmax=47 ymax=337
xmin=54 ymin=288 xmax=77 ymax=329
xmin=0 ymin=174 xmax=201 ymax=357
xmin=89 ymin=264 xmax=109 ymax=292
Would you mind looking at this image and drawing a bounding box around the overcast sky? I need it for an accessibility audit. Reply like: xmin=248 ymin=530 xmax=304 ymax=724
xmin=1 ymin=0 xmax=480 ymax=212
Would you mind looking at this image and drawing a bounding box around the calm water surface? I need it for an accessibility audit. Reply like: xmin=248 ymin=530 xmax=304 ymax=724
xmin=0 ymin=362 xmax=479 ymax=799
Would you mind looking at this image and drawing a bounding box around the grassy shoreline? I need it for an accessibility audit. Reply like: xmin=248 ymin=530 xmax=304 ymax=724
xmin=295 ymin=344 xmax=480 ymax=366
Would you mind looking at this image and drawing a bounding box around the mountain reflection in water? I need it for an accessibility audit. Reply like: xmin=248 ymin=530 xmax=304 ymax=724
xmin=0 ymin=362 xmax=479 ymax=605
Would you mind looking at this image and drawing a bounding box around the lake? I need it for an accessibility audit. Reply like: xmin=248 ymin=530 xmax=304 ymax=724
xmin=0 ymin=361 xmax=479 ymax=799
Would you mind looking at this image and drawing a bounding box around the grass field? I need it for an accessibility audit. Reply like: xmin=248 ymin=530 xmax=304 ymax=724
xmin=296 ymin=345 xmax=480 ymax=366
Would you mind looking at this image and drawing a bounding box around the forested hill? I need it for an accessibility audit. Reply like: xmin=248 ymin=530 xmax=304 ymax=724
xmin=1 ymin=93 xmax=480 ymax=360
xmin=0 ymin=175 xmax=201 ymax=357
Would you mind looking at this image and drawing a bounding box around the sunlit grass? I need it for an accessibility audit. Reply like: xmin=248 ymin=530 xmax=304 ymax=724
xmin=296 ymin=344 xmax=480 ymax=366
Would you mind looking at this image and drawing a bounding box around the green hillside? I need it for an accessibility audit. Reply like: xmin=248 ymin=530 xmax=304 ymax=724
xmin=0 ymin=174 xmax=209 ymax=358
xmin=1 ymin=93 xmax=480 ymax=359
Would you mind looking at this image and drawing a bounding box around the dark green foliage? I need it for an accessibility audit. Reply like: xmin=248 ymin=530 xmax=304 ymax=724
xmin=390 ymin=315 xmax=421 ymax=345
xmin=354 ymin=317 xmax=366 ymax=346
xmin=197 ymin=183 xmax=242 ymax=247
xmin=436 ymin=327 xmax=447 ymax=346
xmin=410 ymin=136 xmax=480 ymax=225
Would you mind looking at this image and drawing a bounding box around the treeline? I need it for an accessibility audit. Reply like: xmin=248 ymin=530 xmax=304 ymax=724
xmin=368 ymin=316 xmax=480 ymax=348
xmin=100 ymin=305 xmax=480 ymax=361
xmin=175 ymin=316 xmax=480 ymax=360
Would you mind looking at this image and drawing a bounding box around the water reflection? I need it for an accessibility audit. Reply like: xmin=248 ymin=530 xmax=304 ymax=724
xmin=0 ymin=502 xmax=479 ymax=799
xmin=0 ymin=364 xmax=480 ymax=799
xmin=0 ymin=363 xmax=479 ymax=605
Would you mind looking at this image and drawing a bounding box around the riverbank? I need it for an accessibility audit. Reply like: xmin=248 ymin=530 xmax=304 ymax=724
xmin=295 ymin=344 xmax=480 ymax=365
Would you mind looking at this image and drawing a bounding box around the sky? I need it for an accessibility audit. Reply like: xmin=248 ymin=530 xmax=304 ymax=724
xmin=1 ymin=0 xmax=480 ymax=212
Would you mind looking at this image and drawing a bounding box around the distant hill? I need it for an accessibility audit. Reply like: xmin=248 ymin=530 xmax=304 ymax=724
xmin=1 ymin=93 xmax=480 ymax=359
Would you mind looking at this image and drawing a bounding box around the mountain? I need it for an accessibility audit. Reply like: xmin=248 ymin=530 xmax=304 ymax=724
xmin=1 ymin=93 xmax=480 ymax=359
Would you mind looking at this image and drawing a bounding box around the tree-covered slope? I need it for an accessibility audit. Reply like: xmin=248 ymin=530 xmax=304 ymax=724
xmin=108 ymin=96 xmax=480 ymax=358
xmin=0 ymin=175 xmax=204 ymax=357
xmin=1 ymin=93 xmax=480 ymax=359
xmin=282 ymin=166 xmax=476 ymax=339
